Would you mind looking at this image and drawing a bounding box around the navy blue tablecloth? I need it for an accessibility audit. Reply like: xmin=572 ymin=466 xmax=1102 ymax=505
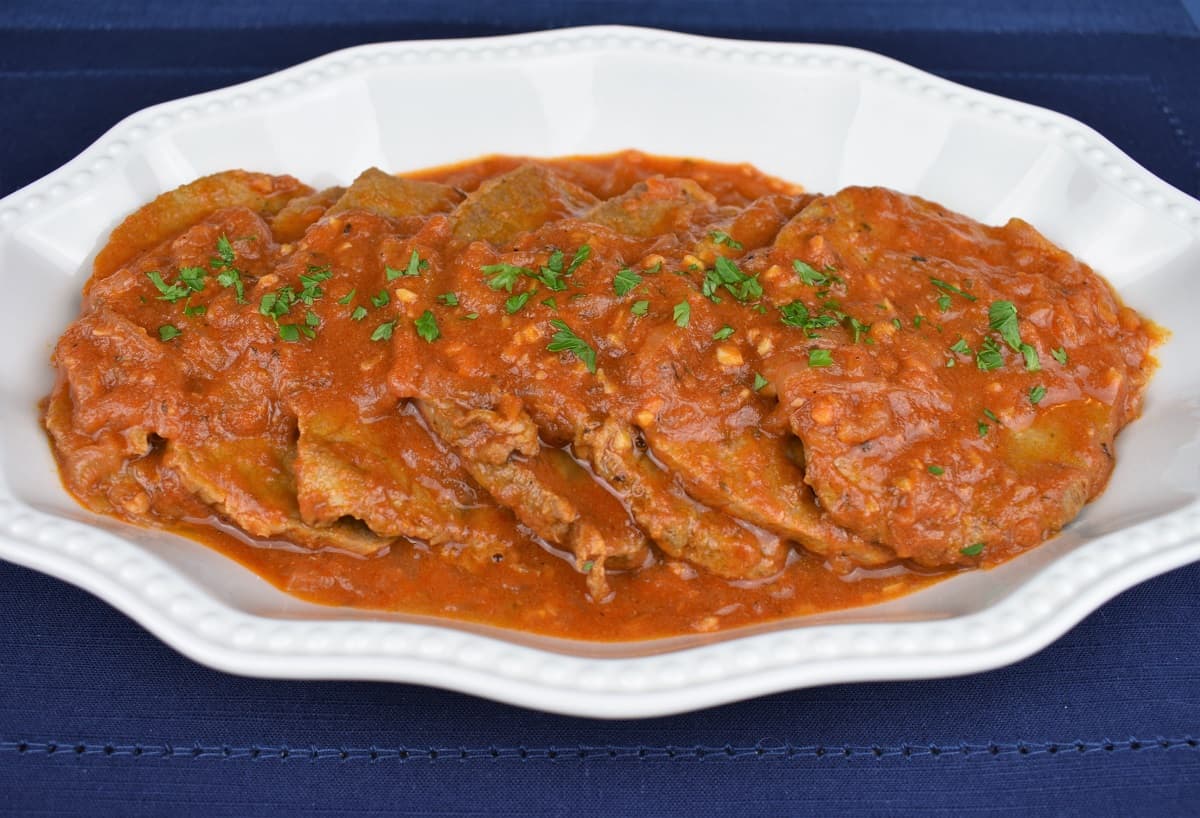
xmin=2 ymin=2 xmax=1198 ymax=814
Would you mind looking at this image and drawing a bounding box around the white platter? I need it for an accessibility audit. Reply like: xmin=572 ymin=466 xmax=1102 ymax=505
xmin=1 ymin=26 xmax=1198 ymax=718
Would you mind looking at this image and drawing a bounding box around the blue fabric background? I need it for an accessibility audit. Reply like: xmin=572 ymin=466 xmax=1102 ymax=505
xmin=2 ymin=1 xmax=1198 ymax=814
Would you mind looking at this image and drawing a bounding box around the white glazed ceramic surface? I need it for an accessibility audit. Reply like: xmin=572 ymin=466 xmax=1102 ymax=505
xmin=1 ymin=27 xmax=1198 ymax=718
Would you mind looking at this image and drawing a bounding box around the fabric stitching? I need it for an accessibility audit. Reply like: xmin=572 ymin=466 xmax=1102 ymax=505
xmin=0 ymin=737 xmax=1195 ymax=762
xmin=1148 ymin=79 xmax=1200 ymax=185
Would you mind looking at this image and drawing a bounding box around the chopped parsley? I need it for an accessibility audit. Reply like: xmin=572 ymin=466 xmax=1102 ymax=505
xmin=960 ymin=542 xmax=985 ymax=557
xmin=547 ymin=319 xmax=596 ymax=373
xmin=673 ymin=300 xmax=691 ymax=328
xmin=505 ymin=292 xmax=531 ymax=314
xmin=277 ymin=324 xmax=301 ymax=342
xmin=386 ymin=249 xmax=428 ymax=280
xmin=210 ymin=235 xmax=245 ymax=303
xmin=936 ymin=294 xmax=952 ymax=312
xmin=988 ymin=300 xmax=1021 ymax=349
xmin=565 ymin=245 xmax=591 ymax=277
xmin=541 ymin=296 xmax=558 ymax=310
xmin=630 ymin=300 xmax=650 ymax=316
xmin=753 ymin=373 xmax=768 ymax=391
xmin=337 ymin=288 xmax=356 ymax=305
xmin=983 ymin=408 xmax=1000 ymax=422
xmin=1029 ymin=384 xmax=1047 ymax=405
xmin=927 ymin=465 xmax=945 ymax=476
xmin=534 ymin=250 xmax=568 ymax=291
xmin=710 ymin=230 xmax=743 ymax=250
xmin=183 ymin=304 xmax=207 ymax=317
xmin=846 ymin=317 xmax=871 ymax=343
xmin=931 ymin=277 xmax=978 ymax=302
xmin=157 ymin=324 xmax=182 ymax=341
xmin=1020 ymin=343 xmax=1041 ymax=372
xmin=712 ymin=325 xmax=735 ymax=341
xmin=779 ymin=301 xmax=811 ymax=328
xmin=370 ymin=289 xmax=390 ymax=308
xmin=891 ymin=317 xmax=902 ymax=330
xmin=704 ymin=257 xmax=761 ymax=303
xmin=414 ymin=310 xmax=440 ymax=342
xmin=305 ymin=310 xmax=320 ymax=327
xmin=977 ymin=420 xmax=989 ymax=437
xmin=613 ymin=267 xmax=643 ymax=297
xmin=437 ymin=292 xmax=459 ymax=307
xmin=949 ymin=337 xmax=972 ymax=356
xmin=913 ymin=315 xmax=926 ymax=328
xmin=481 ymin=262 xmax=528 ymax=292
xmin=808 ymin=349 xmax=833 ymax=368
xmin=146 ymin=271 xmax=189 ymax=303
xmin=350 ymin=305 xmax=368 ymax=321
xmin=178 ymin=266 xmax=206 ymax=293
xmin=1051 ymin=346 xmax=1068 ymax=365
xmin=370 ymin=320 xmax=396 ymax=342
xmin=976 ymin=337 xmax=1004 ymax=371
xmin=793 ymin=260 xmax=829 ymax=287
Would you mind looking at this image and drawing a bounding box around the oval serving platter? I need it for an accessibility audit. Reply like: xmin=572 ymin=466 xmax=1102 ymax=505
xmin=1 ymin=26 xmax=1198 ymax=718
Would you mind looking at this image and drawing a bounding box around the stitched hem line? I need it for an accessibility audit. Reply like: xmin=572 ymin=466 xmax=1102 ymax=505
xmin=1 ymin=737 xmax=1196 ymax=762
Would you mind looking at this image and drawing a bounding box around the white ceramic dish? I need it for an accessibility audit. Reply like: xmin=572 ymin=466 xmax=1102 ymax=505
xmin=1 ymin=26 xmax=1198 ymax=718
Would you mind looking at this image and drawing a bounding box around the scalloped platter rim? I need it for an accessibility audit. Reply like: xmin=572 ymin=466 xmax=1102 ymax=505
xmin=1 ymin=26 xmax=1198 ymax=718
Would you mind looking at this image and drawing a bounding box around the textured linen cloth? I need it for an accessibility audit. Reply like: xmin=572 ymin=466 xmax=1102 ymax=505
xmin=1 ymin=1 xmax=1198 ymax=814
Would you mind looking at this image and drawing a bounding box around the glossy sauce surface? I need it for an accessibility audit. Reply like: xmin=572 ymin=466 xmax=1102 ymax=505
xmin=44 ymin=151 xmax=1158 ymax=641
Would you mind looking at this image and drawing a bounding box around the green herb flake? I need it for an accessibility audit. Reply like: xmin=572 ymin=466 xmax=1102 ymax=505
xmin=846 ymin=317 xmax=871 ymax=343
xmin=481 ymin=262 xmax=529 ymax=292
xmin=565 ymin=245 xmax=591 ymax=277
xmin=505 ymin=291 xmax=531 ymax=314
xmin=1029 ymin=384 xmax=1047 ymax=405
xmin=437 ymin=292 xmax=459 ymax=307
xmin=710 ymin=229 xmax=744 ymax=250
xmin=927 ymin=465 xmax=945 ymax=476
xmin=546 ymin=319 xmax=597 ymax=373
xmin=753 ymin=373 xmax=768 ymax=392
xmin=960 ymin=542 xmax=985 ymax=557
xmin=277 ymin=323 xmax=300 ymax=342
xmin=183 ymin=305 xmax=207 ymax=317
xmin=350 ymin=306 xmax=368 ymax=321
xmin=712 ymin=325 xmax=735 ymax=341
xmin=370 ymin=289 xmax=390 ymax=308
xmin=983 ymin=408 xmax=999 ymax=422
xmin=414 ymin=310 xmax=440 ymax=343
xmin=541 ymin=297 xmax=558 ymax=310
xmin=1020 ymin=342 xmax=1041 ymax=372
xmin=976 ymin=337 xmax=1004 ymax=371
xmin=988 ymin=300 xmax=1022 ymax=351
xmin=780 ymin=300 xmax=810 ymax=328
xmin=977 ymin=421 xmax=989 ymax=437
xmin=931 ymin=277 xmax=978 ymax=302
xmin=1051 ymin=346 xmax=1068 ymax=365
xmin=370 ymin=320 xmax=396 ymax=342
xmin=891 ymin=317 xmax=902 ymax=330
xmin=146 ymin=271 xmax=189 ymax=303
xmin=405 ymin=249 xmax=429 ymax=278
xmin=630 ymin=300 xmax=650 ymax=317
xmin=613 ymin=267 xmax=643 ymax=297
xmin=808 ymin=349 xmax=833 ymax=368
xmin=913 ymin=315 xmax=926 ymax=328
xmin=673 ymin=300 xmax=692 ymax=327
xmin=463 ymin=312 xmax=479 ymax=320
xmin=936 ymin=294 xmax=952 ymax=312
xmin=793 ymin=260 xmax=829 ymax=286
xmin=178 ymin=266 xmax=207 ymax=293
xmin=157 ymin=324 xmax=182 ymax=342
xmin=949 ymin=337 xmax=972 ymax=356
xmin=305 ymin=310 xmax=320 ymax=327
xmin=337 ymin=288 xmax=356 ymax=306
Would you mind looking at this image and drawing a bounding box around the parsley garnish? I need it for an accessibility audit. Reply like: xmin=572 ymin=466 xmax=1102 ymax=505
xmin=183 ymin=304 xmax=207 ymax=317
xmin=277 ymin=324 xmax=300 ymax=342
xmin=976 ymin=337 xmax=1004 ymax=371
xmin=547 ymin=319 xmax=596 ymax=372
xmin=371 ymin=320 xmax=396 ymax=342
xmin=351 ymin=306 xmax=368 ymax=321
xmin=337 ymin=288 xmax=356 ymax=305
xmin=1020 ymin=343 xmax=1041 ymax=372
xmin=846 ymin=317 xmax=871 ymax=343
xmin=481 ymin=262 xmax=528 ymax=292
xmin=977 ymin=420 xmax=989 ymax=437
xmin=437 ymin=292 xmax=459 ymax=306
xmin=949 ymin=337 xmax=971 ymax=356
xmin=505 ymin=292 xmax=531 ymax=314
xmin=178 ymin=266 xmax=206 ymax=293
xmin=711 ymin=230 xmax=743 ymax=250
xmin=927 ymin=465 xmax=945 ymax=476
xmin=960 ymin=542 xmax=985 ymax=557
xmin=673 ymin=300 xmax=691 ymax=328
xmin=387 ymin=249 xmax=428 ymax=281
xmin=793 ymin=260 xmax=828 ymax=286
xmin=780 ymin=301 xmax=810 ymax=328
xmin=913 ymin=315 xmax=925 ymax=328
xmin=630 ymin=300 xmax=649 ymax=316
xmin=541 ymin=297 xmax=557 ymax=310
xmin=414 ymin=310 xmax=439 ymax=342
xmin=1051 ymin=346 xmax=1068 ymax=365
xmin=146 ymin=271 xmax=189 ymax=303
xmin=983 ymin=408 xmax=999 ymax=422
xmin=565 ymin=245 xmax=591 ymax=276
xmin=157 ymin=324 xmax=181 ymax=341
xmin=931 ymin=277 xmax=977 ymax=302
xmin=370 ymin=289 xmax=390 ymax=308
xmin=988 ymin=300 xmax=1021 ymax=350
xmin=936 ymin=294 xmax=952 ymax=312
xmin=210 ymin=235 xmax=245 ymax=303
xmin=613 ymin=268 xmax=643 ymax=297
xmin=753 ymin=373 xmax=768 ymax=391
xmin=808 ymin=349 xmax=833 ymax=367
xmin=532 ymin=250 xmax=568 ymax=291
xmin=712 ymin=325 xmax=735 ymax=341
xmin=1029 ymin=384 xmax=1046 ymax=405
